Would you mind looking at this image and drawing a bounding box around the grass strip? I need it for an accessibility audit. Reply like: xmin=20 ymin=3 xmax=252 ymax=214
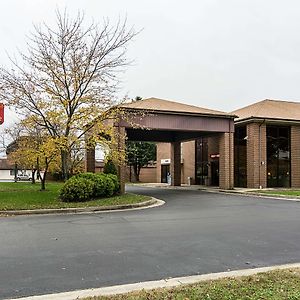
xmin=259 ymin=190 xmax=300 ymax=197
xmin=0 ymin=182 xmax=150 ymax=210
xmin=84 ymin=268 xmax=300 ymax=300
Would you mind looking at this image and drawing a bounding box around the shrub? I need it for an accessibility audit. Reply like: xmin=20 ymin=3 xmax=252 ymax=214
xmin=76 ymin=172 xmax=107 ymax=197
xmin=97 ymin=173 xmax=115 ymax=197
xmin=103 ymin=160 xmax=117 ymax=175
xmin=60 ymin=177 xmax=94 ymax=202
xmin=105 ymin=173 xmax=120 ymax=193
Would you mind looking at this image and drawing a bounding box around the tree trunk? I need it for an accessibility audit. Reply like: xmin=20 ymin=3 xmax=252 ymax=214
xmin=61 ymin=150 xmax=69 ymax=181
xmin=31 ymin=169 xmax=36 ymax=184
xmin=40 ymin=158 xmax=48 ymax=191
xmin=133 ymin=164 xmax=139 ymax=182
xmin=14 ymin=163 xmax=18 ymax=183
xmin=40 ymin=173 xmax=46 ymax=191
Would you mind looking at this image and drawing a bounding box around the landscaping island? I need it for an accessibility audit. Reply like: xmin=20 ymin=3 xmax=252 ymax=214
xmin=0 ymin=182 xmax=150 ymax=211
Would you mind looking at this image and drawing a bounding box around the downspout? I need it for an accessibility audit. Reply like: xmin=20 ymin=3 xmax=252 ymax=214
xmin=258 ymin=119 xmax=266 ymax=189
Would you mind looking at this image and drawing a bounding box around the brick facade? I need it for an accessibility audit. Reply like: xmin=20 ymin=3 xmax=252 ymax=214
xmin=291 ymin=125 xmax=300 ymax=188
xmin=219 ymin=132 xmax=234 ymax=189
xmin=246 ymin=123 xmax=267 ymax=188
xmin=156 ymin=143 xmax=171 ymax=183
xmin=170 ymin=141 xmax=181 ymax=186
xmin=182 ymin=141 xmax=195 ymax=184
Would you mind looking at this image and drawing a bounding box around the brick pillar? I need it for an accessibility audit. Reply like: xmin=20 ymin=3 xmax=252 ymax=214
xmin=219 ymin=132 xmax=234 ymax=189
xmin=246 ymin=123 xmax=267 ymax=188
xmin=291 ymin=126 xmax=300 ymax=188
xmin=170 ymin=141 xmax=181 ymax=186
xmin=85 ymin=147 xmax=96 ymax=172
xmin=115 ymin=126 xmax=126 ymax=194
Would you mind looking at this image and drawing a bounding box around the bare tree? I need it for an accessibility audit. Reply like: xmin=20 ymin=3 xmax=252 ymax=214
xmin=0 ymin=10 xmax=137 ymax=180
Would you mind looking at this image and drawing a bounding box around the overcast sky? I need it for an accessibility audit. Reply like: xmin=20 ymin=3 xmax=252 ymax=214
xmin=1 ymin=0 xmax=300 ymax=128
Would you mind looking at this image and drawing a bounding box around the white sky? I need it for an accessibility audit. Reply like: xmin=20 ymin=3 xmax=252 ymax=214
xmin=1 ymin=0 xmax=300 ymax=127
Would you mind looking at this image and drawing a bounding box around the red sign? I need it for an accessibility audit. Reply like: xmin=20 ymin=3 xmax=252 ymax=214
xmin=0 ymin=103 xmax=3 ymax=125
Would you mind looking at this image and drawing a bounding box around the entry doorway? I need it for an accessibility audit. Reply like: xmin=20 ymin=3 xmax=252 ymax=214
xmin=211 ymin=160 xmax=219 ymax=186
xmin=161 ymin=164 xmax=170 ymax=183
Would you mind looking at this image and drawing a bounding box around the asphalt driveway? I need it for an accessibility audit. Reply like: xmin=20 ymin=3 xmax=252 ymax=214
xmin=1 ymin=186 xmax=300 ymax=299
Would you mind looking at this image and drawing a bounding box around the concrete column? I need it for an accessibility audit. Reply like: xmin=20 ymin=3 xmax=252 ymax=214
xmin=170 ymin=141 xmax=181 ymax=186
xmin=246 ymin=123 xmax=267 ymax=188
xmin=291 ymin=125 xmax=300 ymax=188
xmin=219 ymin=132 xmax=234 ymax=189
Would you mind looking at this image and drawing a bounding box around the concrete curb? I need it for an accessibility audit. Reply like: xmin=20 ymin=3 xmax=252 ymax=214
xmin=10 ymin=262 xmax=300 ymax=300
xmin=0 ymin=197 xmax=164 ymax=217
xmin=219 ymin=190 xmax=300 ymax=202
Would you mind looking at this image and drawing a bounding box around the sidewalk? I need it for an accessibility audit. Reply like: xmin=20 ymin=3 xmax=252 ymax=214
xmin=129 ymin=183 xmax=300 ymax=201
xmin=129 ymin=182 xmax=257 ymax=193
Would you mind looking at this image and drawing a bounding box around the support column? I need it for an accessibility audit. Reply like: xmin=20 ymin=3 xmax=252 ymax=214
xmin=219 ymin=132 xmax=234 ymax=189
xmin=170 ymin=141 xmax=181 ymax=186
xmin=85 ymin=130 xmax=95 ymax=173
xmin=291 ymin=125 xmax=300 ymax=188
xmin=115 ymin=126 xmax=126 ymax=194
xmin=246 ymin=123 xmax=267 ymax=188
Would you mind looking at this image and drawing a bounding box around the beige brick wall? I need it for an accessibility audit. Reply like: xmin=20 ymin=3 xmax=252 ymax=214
xmin=157 ymin=141 xmax=196 ymax=184
xmin=156 ymin=143 xmax=171 ymax=183
xmin=139 ymin=167 xmax=157 ymax=183
xmin=246 ymin=123 xmax=267 ymax=188
xmin=291 ymin=125 xmax=300 ymax=188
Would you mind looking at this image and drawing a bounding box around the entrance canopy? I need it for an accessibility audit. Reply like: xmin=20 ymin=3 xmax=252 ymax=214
xmin=86 ymin=97 xmax=236 ymax=192
xmin=120 ymin=98 xmax=235 ymax=142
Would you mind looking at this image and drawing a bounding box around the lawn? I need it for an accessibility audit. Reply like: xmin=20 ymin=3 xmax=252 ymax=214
xmin=85 ymin=268 xmax=300 ymax=300
xmin=259 ymin=190 xmax=300 ymax=197
xmin=0 ymin=182 xmax=150 ymax=211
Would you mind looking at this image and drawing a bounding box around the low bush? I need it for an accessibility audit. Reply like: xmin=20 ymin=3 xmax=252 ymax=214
xmin=105 ymin=174 xmax=120 ymax=193
xmin=97 ymin=173 xmax=115 ymax=197
xmin=60 ymin=172 xmax=120 ymax=202
xmin=60 ymin=177 xmax=94 ymax=202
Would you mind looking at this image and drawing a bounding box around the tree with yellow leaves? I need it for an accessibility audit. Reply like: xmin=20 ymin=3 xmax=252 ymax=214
xmin=7 ymin=121 xmax=60 ymax=190
xmin=0 ymin=9 xmax=137 ymax=180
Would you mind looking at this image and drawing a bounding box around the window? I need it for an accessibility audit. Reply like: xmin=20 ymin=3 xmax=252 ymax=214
xmin=195 ymin=138 xmax=208 ymax=185
xmin=267 ymin=126 xmax=291 ymax=187
xmin=234 ymin=126 xmax=247 ymax=187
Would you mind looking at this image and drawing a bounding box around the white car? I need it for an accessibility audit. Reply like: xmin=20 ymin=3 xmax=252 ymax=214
xmin=17 ymin=174 xmax=32 ymax=181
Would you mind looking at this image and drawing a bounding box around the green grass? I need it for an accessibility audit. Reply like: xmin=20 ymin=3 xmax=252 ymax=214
xmin=0 ymin=182 xmax=150 ymax=211
xmin=84 ymin=268 xmax=300 ymax=300
xmin=259 ymin=190 xmax=300 ymax=197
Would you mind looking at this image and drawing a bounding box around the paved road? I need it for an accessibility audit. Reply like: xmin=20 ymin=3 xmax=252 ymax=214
xmin=1 ymin=187 xmax=300 ymax=299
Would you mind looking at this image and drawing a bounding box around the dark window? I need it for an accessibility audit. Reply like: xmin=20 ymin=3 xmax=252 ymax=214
xmin=267 ymin=126 xmax=291 ymax=187
xmin=234 ymin=126 xmax=247 ymax=187
xmin=195 ymin=138 xmax=208 ymax=185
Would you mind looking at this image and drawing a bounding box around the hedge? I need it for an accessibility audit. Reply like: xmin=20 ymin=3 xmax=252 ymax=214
xmin=60 ymin=172 xmax=120 ymax=202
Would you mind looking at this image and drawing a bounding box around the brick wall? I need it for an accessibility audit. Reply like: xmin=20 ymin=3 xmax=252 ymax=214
xmin=291 ymin=125 xmax=300 ymax=188
xmin=219 ymin=132 xmax=234 ymax=189
xmin=182 ymin=141 xmax=195 ymax=184
xmin=246 ymin=122 xmax=267 ymax=188
xmin=156 ymin=143 xmax=171 ymax=183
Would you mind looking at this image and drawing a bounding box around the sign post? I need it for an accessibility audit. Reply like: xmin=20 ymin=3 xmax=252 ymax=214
xmin=0 ymin=103 xmax=4 ymax=125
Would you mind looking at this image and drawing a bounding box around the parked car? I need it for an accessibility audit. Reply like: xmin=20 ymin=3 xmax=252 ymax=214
xmin=17 ymin=174 xmax=32 ymax=181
